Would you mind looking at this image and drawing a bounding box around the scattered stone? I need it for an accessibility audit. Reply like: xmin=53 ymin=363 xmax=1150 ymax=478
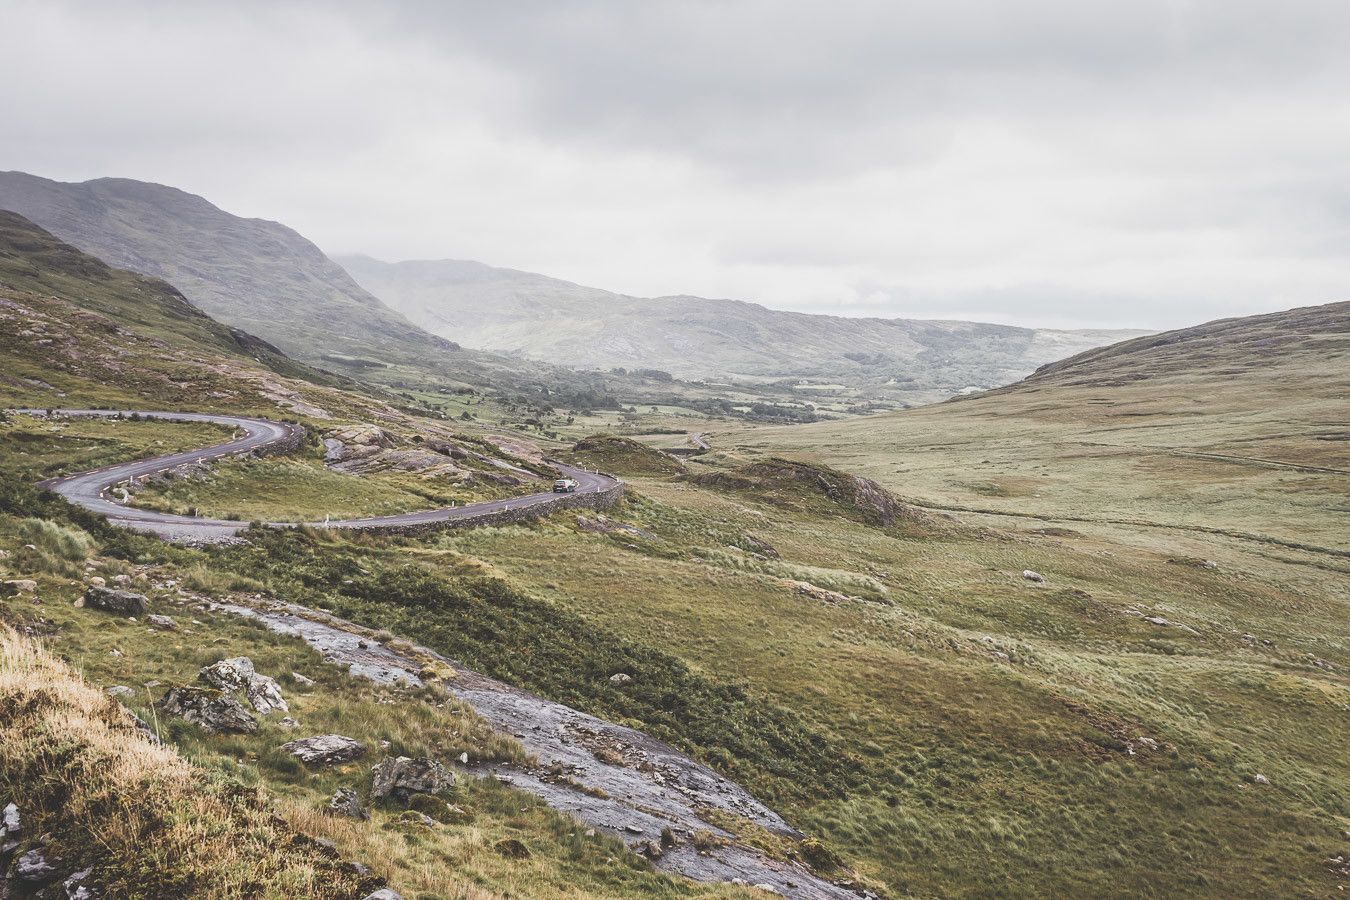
xmin=1022 ymin=570 xmax=1045 ymax=583
xmin=82 ymin=586 xmax=148 ymax=616
xmin=111 ymin=574 xmax=132 ymax=587
xmin=105 ymin=685 xmax=135 ymax=698
xmin=156 ymin=686 xmax=257 ymax=734
xmin=342 ymin=861 xmax=371 ymax=877
xmin=609 ymin=673 xmax=633 ymax=685
xmin=361 ymin=889 xmax=402 ymax=900
xmin=4 ymin=579 xmax=37 ymax=594
xmin=278 ymin=716 xmax=299 ymax=729
xmin=370 ymin=756 xmax=455 ymax=802
xmin=1253 ymin=773 xmax=1270 ymax=785
xmin=494 ymin=838 xmax=531 ymax=860
xmin=86 ymin=576 xmax=106 ymax=588
xmin=282 ymin=734 xmax=367 ymax=766
xmin=327 ymin=788 xmax=369 ymax=820
xmin=3 ymin=802 xmax=20 ymax=835
xmin=146 ymin=614 xmax=177 ymax=631
xmin=291 ymin=671 xmax=315 ymax=687
xmin=458 ymin=752 xmax=469 ymax=765
xmin=63 ymin=866 xmax=96 ymax=899
xmin=15 ymin=848 xmax=57 ymax=882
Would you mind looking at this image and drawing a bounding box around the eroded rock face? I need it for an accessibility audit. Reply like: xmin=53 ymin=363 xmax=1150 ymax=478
xmin=83 ymin=586 xmax=148 ymax=616
xmin=156 ymin=686 xmax=257 ymax=734
xmin=369 ymin=756 xmax=455 ymax=802
xmin=282 ymin=734 xmax=367 ymax=766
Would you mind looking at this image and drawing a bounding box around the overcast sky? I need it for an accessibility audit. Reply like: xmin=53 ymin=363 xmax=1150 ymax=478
xmin=2 ymin=0 xmax=1347 ymax=329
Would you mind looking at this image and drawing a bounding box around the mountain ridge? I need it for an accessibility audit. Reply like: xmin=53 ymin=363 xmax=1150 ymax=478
xmin=338 ymin=253 xmax=1150 ymax=404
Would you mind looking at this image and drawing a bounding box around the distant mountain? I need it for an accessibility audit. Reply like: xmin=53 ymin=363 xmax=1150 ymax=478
xmin=0 ymin=172 xmax=452 ymax=368
xmin=339 ymin=254 xmax=1149 ymax=404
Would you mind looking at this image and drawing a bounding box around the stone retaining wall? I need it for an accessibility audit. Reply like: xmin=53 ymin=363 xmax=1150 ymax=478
xmin=341 ymin=478 xmax=625 ymax=537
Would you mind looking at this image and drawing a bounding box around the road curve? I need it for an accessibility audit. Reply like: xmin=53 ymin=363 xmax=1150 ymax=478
xmin=24 ymin=410 xmax=619 ymax=543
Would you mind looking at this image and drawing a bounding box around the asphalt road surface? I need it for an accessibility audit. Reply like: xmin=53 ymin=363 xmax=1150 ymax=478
xmin=26 ymin=409 xmax=617 ymax=543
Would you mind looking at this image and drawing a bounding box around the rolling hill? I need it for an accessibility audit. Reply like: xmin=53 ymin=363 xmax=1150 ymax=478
xmin=338 ymin=254 xmax=1149 ymax=404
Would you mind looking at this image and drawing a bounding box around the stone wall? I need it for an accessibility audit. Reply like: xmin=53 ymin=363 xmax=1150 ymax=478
xmin=340 ymin=478 xmax=625 ymax=537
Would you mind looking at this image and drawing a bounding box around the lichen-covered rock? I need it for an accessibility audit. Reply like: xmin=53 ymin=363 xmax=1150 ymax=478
xmin=83 ymin=586 xmax=148 ymax=616
xmin=146 ymin=614 xmax=177 ymax=630
xmin=156 ymin=686 xmax=257 ymax=734
xmin=282 ymin=734 xmax=367 ymax=766
xmin=369 ymin=756 xmax=455 ymax=802
xmin=198 ymin=657 xmax=257 ymax=692
xmin=1022 ymin=570 xmax=1045 ymax=583
xmin=244 ymin=675 xmax=288 ymax=715
xmin=199 ymin=657 xmax=287 ymax=714
xmin=326 ymin=787 xmax=369 ymax=820
xmin=361 ymin=890 xmax=403 ymax=900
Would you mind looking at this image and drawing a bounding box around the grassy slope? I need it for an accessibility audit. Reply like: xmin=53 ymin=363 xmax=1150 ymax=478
xmin=0 ymin=485 xmax=737 ymax=899
xmin=403 ymin=304 xmax=1348 ymax=896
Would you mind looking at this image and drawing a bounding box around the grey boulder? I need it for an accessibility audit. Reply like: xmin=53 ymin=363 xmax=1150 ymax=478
xmin=326 ymin=787 xmax=369 ymax=820
xmin=156 ymin=686 xmax=257 ymax=734
xmin=83 ymin=587 xmax=148 ymax=616
xmin=370 ymin=756 xmax=455 ymax=802
xmin=282 ymin=734 xmax=367 ymax=766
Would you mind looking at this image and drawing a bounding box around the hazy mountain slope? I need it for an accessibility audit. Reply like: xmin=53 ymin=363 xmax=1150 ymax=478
xmin=0 ymin=210 xmax=340 ymax=388
xmin=0 ymin=172 xmax=449 ymax=365
xmin=339 ymin=254 xmax=1148 ymax=398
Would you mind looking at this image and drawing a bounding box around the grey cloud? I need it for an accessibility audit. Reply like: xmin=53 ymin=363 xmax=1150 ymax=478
xmin=0 ymin=0 xmax=1346 ymax=329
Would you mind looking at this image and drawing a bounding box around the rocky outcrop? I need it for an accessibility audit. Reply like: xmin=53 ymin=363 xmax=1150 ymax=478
xmin=82 ymin=587 xmax=148 ymax=616
xmin=199 ymin=657 xmax=287 ymax=715
xmin=156 ymin=686 xmax=257 ymax=734
xmin=281 ymin=734 xmax=367 ymax=766
xmin=370 ymin=756 xmax=455 ymax=802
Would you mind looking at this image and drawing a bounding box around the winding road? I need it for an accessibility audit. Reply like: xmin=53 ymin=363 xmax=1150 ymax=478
xmin=22 ymin=408 xmax=863 ymax=896
xmin=26 ymin=409 xmax=619 ymax=543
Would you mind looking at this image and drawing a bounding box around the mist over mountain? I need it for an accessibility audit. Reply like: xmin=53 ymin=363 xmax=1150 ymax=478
xmin=339 ymin=254 xmax=1148 ymax=403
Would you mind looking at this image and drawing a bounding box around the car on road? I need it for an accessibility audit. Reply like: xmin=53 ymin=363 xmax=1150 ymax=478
xmin=553 ymin=478 xmax=578 ymax=493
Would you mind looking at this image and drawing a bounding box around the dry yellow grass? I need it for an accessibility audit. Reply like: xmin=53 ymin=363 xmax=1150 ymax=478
xmin=0 ymin=625 xmax=373 ymax=899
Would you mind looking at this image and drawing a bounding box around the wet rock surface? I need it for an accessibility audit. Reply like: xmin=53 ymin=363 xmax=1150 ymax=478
xmin=218 ymin=598 xmax=863 ymax=899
